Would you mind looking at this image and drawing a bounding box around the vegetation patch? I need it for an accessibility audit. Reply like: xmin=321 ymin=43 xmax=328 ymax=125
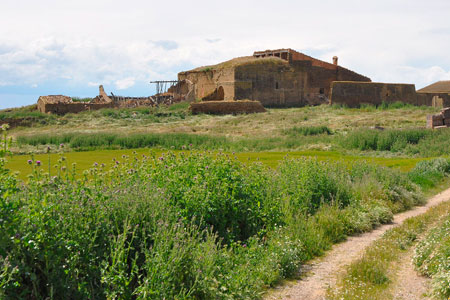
xmin=0 ymin=125 xmax=443 ymax=299
xmin=283 ymin=125 xmax=332 ymax=136
xmin=414 ymin=215 xmax=450 ymax=299
xmin=328 ymin=162 xmax=450 ymax=300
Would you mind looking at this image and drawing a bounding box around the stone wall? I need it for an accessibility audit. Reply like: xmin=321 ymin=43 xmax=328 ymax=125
xmin=178 ymin=67 xmax=235 ymax=101
xmin=41 ymin=102 xmax=113 ymax=115
xmin=234 ymin=58 xmax=370 ymax=107
xmin=330 ymin=82 xmax=424 ymax=107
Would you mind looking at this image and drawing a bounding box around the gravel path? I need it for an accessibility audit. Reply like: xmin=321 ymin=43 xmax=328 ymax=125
xmin=265 ymin=188 xmax=450 ymax=300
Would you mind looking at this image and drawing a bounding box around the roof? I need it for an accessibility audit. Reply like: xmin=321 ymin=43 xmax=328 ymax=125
xmin=418 ymin=81 xmax=450 ymax=93
xmin=38 ymin=95 xmax=72 ymax=104
xmin=181 ymin=56 xmax=288 ymax=73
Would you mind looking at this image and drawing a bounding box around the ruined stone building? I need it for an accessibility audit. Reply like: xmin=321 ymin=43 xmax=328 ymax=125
xmin=178 ymin=48 xmax=371 ymax=107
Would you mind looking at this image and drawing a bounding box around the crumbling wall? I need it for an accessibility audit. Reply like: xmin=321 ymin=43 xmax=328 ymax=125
xmin=330 ymin=82 xmax=421 ymax=107
xmin=42 ymin=102 xmax=113 ymax=114
xmin=190 ymin=100 xmax=266 ymax=115
xmin=178 ymin=68 xmax=235 ymax=100
xmin=427 ymin=107 xmax=450 ymax=128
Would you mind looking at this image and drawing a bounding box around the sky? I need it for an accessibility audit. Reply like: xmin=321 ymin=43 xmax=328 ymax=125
xmin=1 ymin=0 xmax=450 ymax=109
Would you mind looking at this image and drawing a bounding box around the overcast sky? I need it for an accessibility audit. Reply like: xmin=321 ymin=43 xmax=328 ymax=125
xmin=1 ymin=0 xmax=450 ymax=108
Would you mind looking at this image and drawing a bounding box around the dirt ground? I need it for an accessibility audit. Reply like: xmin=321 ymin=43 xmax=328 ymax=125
xmin=265 ymin=188 xmax=450 ymax=300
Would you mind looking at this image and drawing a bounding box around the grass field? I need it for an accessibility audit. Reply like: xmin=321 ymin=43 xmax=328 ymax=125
xmin=5 ymin=149 xmax=429 ymax=181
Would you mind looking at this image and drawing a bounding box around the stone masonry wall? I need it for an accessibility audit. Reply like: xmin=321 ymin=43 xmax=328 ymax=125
xmin=234 ymin=59 xmax=370 ymax=107
xmin=178 ymin=68 xmax=235 ymax=101
xmin=330 ymin=82 xmax=421 ymax=107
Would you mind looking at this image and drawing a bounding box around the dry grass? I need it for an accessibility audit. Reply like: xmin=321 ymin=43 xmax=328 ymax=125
xmin=7 ymin=105 xmax=439 ymax=142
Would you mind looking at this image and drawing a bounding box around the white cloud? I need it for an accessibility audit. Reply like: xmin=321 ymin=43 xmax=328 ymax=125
xmin=1 ymin=0 xmax=450 ymax=105
xmin=30 ymin=83 xmax=38 ymax=88
xmin=115 ymin=77 xmax=135 ymax=90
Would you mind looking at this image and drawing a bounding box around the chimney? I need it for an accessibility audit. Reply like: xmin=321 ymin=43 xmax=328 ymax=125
xmin=333 ymin=56 xmax=338 ymax=66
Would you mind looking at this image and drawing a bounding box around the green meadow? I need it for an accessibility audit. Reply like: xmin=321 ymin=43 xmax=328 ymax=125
xmin=6 ymin=149 xmax=428 ymax=181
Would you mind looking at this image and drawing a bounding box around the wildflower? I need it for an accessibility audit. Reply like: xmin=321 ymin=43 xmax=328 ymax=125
xmin=60 ymin=143 xmax=64 ymax=148
xmin=189 ymin=143 xmax=193 ymax=147
xmin=94 ymin=162 xmax=98 ymax=167
xmin=27 ymin=159 xmax=32 ymax=165
xmin=36 ymin=160 xmax=41 ymax=166
xmin=115 ymin=161 xmax=120 ymax=165
xmin=205 ymin=166 xmax=209 ymax=169
xmin=159 ymin=157 xmax=164 ymax=161
xmin=46 ymin=146 xmax=51 ymax=153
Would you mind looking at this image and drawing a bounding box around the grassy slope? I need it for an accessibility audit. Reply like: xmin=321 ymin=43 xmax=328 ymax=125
xmin=7 ymin=103 xmax=438 ymax=141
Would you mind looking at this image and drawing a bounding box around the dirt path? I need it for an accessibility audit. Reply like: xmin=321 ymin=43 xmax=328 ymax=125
xmin=265 ymin=188 xmax=450 ymax=300
xmin=392 ymin=249 xmax=431 ymax=300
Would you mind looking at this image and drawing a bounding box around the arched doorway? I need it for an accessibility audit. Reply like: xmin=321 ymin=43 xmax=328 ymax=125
xmin=217 ymin=86 xmax=224 ymax=100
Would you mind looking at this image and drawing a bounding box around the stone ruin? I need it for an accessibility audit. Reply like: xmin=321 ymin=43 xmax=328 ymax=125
xmin=37 ymin=83 xmax=194 ymax=115
xmin=427 ymin=108 xmax=450 ymax=129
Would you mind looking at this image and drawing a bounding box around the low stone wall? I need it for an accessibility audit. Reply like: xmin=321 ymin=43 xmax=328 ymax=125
xmin=42 ymin=102 xmax=114 ymax=115
xmin=190 ymin=100 xmax=266 ymax=115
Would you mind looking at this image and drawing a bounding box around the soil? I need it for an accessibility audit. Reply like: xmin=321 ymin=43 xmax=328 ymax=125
xmin=265 ymin=187 xmax=450 ymax=300
xmin=392 ymin=249 xmax=431 ymax=300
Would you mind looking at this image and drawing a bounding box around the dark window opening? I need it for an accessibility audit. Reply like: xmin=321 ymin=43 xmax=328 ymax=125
xmin=319 ymin=88 xmax=324 ymax=94
xmin=274 ymin=53 xmax=280 ymax=57
xmin=275 ymin=82 xmax=279 ymax=89
xmin=281 ymin=52 xmax=288 ymax=60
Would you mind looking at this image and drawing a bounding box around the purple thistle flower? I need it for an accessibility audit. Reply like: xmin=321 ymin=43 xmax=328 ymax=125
xmin=60 ymin=143 xmax=64 ymax=148
xmin=27 ymin=160 xmax=32 ymax=165
xmin=159 ymin=157 xmax=164 ymax=161
xmin=36 ymin=160 xmax=41 ymax=166
xmin=94 ymin=162 xmax=98 ymax=167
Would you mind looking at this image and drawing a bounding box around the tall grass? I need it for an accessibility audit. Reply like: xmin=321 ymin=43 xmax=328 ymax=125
xmin=283 ymin=126 xmax=332 ymax=136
